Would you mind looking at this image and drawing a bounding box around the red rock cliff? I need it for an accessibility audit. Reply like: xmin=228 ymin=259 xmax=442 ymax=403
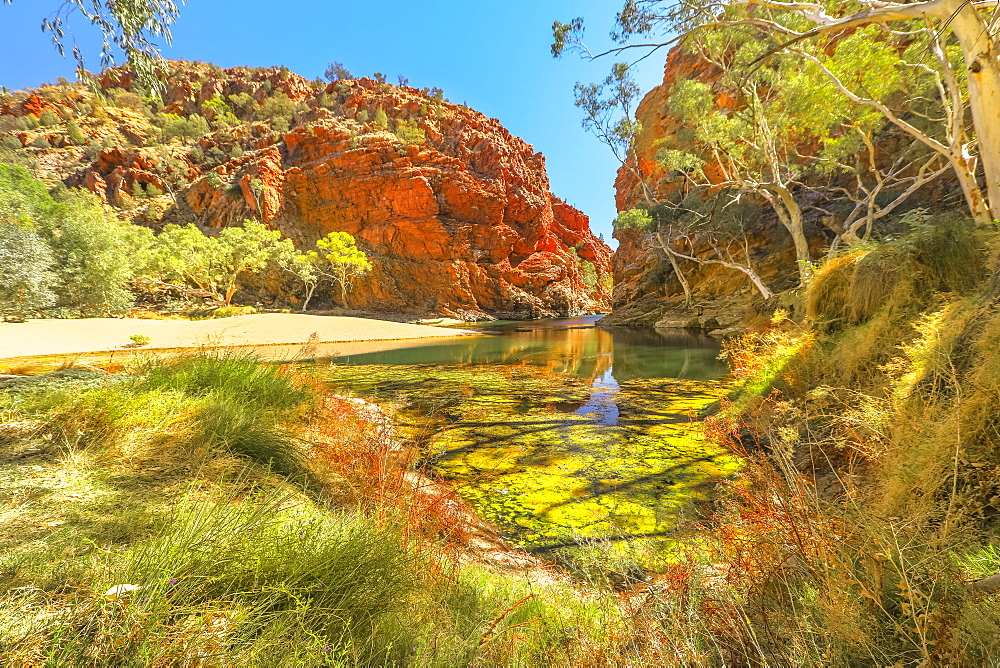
xmin=606 ymin=48 xmax=812 ymax=328
xmin=3 ymin=61 xmax=612 ymax=320
xmin=129 ymin=65 xmax=612 ymax=318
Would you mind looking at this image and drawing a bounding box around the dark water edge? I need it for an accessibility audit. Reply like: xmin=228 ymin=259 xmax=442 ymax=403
xmin=316 ymin=316 xmax=736 ymax=569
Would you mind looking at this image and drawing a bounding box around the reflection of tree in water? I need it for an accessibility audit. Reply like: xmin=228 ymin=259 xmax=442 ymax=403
xmin=319 ymin=320 xmax=735 ymax=567
xmin=609 ymin=327 xmax=726 ymax=381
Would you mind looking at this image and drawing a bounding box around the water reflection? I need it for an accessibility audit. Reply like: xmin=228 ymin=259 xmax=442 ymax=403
xmin=324 ymin=316 xmax=727 ymax=384
xmin=318 ymin=318 xmax=735 ymax=556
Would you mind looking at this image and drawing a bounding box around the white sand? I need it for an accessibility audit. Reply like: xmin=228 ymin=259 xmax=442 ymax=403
xmin=0 ymin=313 xmax=477 ymax=360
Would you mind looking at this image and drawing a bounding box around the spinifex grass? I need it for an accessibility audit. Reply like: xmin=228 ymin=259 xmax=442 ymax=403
xmin=1 ymin=490 xmax=418 ymax=665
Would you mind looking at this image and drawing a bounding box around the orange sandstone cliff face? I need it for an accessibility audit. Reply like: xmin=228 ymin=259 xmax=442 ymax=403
xmin=606 ymin=49 xmax=811 ymax=328
xmin=2 ymin=62 xmax=611 ymax=320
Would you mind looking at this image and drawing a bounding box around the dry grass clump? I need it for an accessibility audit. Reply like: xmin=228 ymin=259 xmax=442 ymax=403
xmin=685 ymin=218 xmax=1000 ymax=664
xmin=807 ymin=214 xmax=985 ymax=333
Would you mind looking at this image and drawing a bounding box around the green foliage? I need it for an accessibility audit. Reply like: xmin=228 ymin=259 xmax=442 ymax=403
xmin=614 ymin=208 xmax=653 ymax=231
xmin=149 ymin=220 xmax=296 ymax=306
xmin=66 ymin=119 xmax=85 ymax=144
xmin=580 ymin=259 xmax=598 ymax=293
xmin=373 ymin=107 xmax=389 ymax=129
xmin=205 ymin=171 xmax=222 ymax=188
xmin=0 ymin=163 xmax=150 ymax=317
xmin=43 ymin=190 xmax=153 ymax=315
xmin=37 ymin=110 xmax=59 ymax=127
xmin=160 ymin=112 xmax=210 ymax=141
xmin=141 ymin=353 xmax=312 ymax=475
xmin=141 ymin=352 xmax=311 ymax=411
xmin=29 ymin=135 xmax=50 ymax=149
xmin=394 ymin=118 xmax=424 ymax=145
xmin=324 ymin=61 xmax=352 ymax=82
xmin=0 ymin=221 xmax=57 ymax=320
xmin=227 ymin=92 xmax=258 ymax=118
xmin=291 ymin=231 xmax=372 ymax=310
xmin=356 ymin=109 xmax=369 ymax=124
xmin=258 ymin=93 xmax=295 ymax=121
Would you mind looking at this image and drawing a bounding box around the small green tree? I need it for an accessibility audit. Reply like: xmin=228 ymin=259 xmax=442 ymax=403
xmin=373 ymin=108 xmax=389 ymax=129
xmin=324 ymin=61 xmax=352 ymax=82
xmin=45 ymin=191 xmax=153 ymax=315
xmin=150 ymin=220 xmax=296 ymax=306
xmin=290 ymin=231 xmax=371 ymax=310
xmin=66 ymin=119 xmax=86 ymax=145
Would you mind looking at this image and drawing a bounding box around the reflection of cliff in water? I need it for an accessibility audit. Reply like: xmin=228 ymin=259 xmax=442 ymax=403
xmin=326 ymin=316 xmax=726 ymax=383
xmin=608 ymin=327 xmax=724 ymax=382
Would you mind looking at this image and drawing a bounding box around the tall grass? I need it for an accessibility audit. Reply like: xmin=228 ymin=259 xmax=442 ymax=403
xmin=680 ymin=215 xmax=1000 ymax=664
xmin=1 ymin=492 xmax=418 ymax=665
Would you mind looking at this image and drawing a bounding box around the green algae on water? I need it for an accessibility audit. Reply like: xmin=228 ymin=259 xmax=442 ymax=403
xmin=321 ymin=363 xmax=736 ymax=558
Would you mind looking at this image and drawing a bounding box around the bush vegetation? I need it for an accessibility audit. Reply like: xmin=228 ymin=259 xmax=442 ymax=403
xmin=0 ymin=354 xmax=643 ymax=665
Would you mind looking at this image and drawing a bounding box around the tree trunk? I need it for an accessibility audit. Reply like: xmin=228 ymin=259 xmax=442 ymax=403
xmin=338 ymin=281 xmax=349 ymax=309
xmin=302 ymin=282 xmax=316 ymax=311
xmin=656 ymin=232 xmax=693 ymax=306
xmin=949 ymin=1 xmax=1000 ymax=222
xmin=764 ymin=186 xmax=812 ymax=282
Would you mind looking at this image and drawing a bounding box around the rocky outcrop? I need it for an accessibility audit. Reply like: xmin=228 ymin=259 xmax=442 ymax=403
xmin=19 ymin=62 xmax=611 ymax=320
xmin=605 ymin=48 xmax=807 ymax=328
xmin=168 ymin=70 xmax=612 ymax=319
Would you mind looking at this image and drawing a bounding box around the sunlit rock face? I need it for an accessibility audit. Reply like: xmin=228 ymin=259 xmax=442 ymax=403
xmin=29 ymin=61 xmax=612 ymax=320
xmin=606 ymin=48 xmax=818 ymax=328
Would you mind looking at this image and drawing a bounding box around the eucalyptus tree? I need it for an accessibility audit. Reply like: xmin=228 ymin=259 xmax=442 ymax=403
xmin=3 ymin=0 xmax=185 ymax=90
xmin=150 ymin=221 xmax=297 ymax=307
xmin=554 ymin=0 xmax=1000 ymax=224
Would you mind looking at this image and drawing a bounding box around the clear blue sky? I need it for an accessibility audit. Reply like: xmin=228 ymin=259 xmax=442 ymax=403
xmin=0 ymin=1 xmax=666 ymax=246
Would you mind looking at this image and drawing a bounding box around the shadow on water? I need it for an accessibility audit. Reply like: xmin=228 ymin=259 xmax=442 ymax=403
xmin=317 ymin=316 xmax=736 ymax=564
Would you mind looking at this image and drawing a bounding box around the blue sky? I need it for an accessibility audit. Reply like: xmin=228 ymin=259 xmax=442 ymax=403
xmin=0 ymin=1 xmax=666 ymax=245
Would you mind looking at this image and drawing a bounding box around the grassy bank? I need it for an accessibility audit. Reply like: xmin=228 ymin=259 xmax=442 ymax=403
xmin=4 ymin=208 xmax=1000 ymax=667
xmin=0 ymin=354 xmax=690 ymax=666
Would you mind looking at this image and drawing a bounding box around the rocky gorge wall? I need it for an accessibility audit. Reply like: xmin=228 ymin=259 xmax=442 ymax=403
xmin=1 ymin=62 xmax=612 ymax=320
xmin=604 ymin=48 xmax=808 ymax=329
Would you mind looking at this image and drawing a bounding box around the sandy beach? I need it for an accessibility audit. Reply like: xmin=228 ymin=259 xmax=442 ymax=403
xmin=0 ymin=313 xmax=478 ymax=361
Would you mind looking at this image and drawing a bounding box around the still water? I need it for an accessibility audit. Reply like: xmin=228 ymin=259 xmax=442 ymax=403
xmin=319 ymin=316 xmax=737 ymax=561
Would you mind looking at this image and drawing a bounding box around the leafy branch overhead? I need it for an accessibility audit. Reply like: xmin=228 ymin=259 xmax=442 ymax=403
xmin=556 ymin=0 xmax=1000 ymax=300
xmin=4 ymin=0 xmax=186 ymax=91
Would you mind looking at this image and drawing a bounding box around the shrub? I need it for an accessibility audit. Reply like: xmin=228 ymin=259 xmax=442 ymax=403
xmin=258 ymin=93 xmax=295 ymax=120
xmin=1 ymin=136 xmax=21 ymax=150
xmin=141 ymin=353 xmax=311 ymax=411
xmin=0 ymin=222 xmax=58 ymax=320
xmin=161 ymin=113 xmax=210 ymax=141
xmin=394 ymin=118 xmax=424 ymax=144
xmin=324 ymin=61 xmax=352 ymax=82
xmin=30 ymin=135 xmax=50 ymax=149
xmin=38 ymin=110 xmax=59 ymax=127
xmin=112 ymin=90 xmax=145 ymax=111
xmin=66 ymin=119 xmax=86 ymax=144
